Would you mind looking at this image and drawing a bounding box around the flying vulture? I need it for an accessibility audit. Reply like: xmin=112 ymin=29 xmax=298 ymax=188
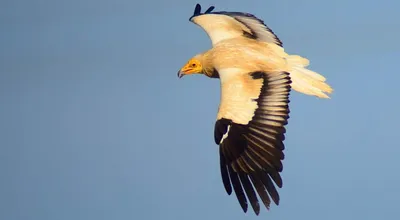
xmin=177 ymin=4 xmax=333 ymax=215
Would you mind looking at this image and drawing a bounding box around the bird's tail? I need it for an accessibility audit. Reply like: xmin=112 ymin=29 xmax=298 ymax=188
xmin=286 ymin=55 xmax=333 ymax=99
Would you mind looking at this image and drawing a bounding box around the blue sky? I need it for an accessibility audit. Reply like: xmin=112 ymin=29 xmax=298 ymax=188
xmin=1 ymin=0 xmax=400 ymax=219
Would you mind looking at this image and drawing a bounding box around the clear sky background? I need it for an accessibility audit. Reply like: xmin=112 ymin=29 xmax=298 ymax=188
xmin=1 ymin=0 xmax=400 ymax=219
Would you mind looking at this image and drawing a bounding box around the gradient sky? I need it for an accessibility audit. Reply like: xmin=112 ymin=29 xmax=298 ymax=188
xmin=1 ymin=0 xmax=400 ymax=219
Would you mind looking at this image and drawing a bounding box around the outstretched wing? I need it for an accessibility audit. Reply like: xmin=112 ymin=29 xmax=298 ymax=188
xmin=215 ymin=68 xmax=291 ymax=215
xmin=189 ymin=4 xmax=282 ymax=46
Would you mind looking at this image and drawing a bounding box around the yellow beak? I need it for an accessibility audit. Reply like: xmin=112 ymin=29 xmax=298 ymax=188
xmin=177 ymin=66 xmax=200 ymax=78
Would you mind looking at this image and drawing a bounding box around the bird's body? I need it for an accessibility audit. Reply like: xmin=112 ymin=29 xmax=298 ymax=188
xmin=200 ymin=38 xmax=286 ymax=72
xmin=189 ymin=36 xmax=333 ymax=98
xmin=178 ymin=4 xmax=333 ymax=216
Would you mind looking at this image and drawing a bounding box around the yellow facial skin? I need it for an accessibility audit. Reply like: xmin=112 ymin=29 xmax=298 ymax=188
xmin=177 ymin=58 xmax=203 ymax=78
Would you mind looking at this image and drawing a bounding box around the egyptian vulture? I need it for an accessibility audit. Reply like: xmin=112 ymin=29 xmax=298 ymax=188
xmin=178 ymin=4 xmax=333 ymax=215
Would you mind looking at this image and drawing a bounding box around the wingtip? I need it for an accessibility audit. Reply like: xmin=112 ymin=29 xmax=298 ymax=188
xmin=194 ymin=3 xmax=201 ymax=16
xmin=241 ymin=202 xmax=249 ymax=213
xmin=205 ymin=6 xmax=215 ymax=14
xmin=190 ymin=3 xmax=216 ymax=21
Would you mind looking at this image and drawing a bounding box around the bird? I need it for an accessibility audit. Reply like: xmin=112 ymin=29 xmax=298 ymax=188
xmin=177 ymin=4 xmax=333 ymax=215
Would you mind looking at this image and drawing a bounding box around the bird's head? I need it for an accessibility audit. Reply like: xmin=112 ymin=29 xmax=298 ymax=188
xmin=177 ymin=57 xmax=203 ymax=78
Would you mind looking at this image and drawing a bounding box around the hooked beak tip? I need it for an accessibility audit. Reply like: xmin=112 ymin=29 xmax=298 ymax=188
xmin=177 ymin=70 xmax=184 ymax=78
